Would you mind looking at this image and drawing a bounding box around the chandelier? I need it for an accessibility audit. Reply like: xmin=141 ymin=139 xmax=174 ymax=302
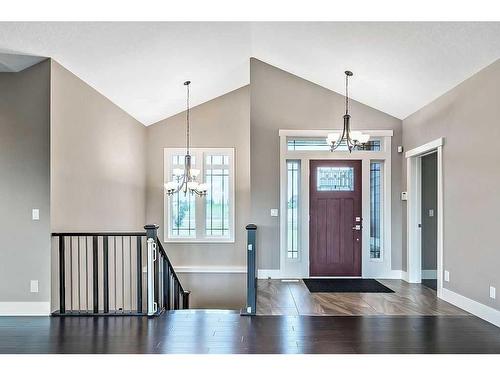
xmin=326 ymin=71 xmax=370 ymax=152
xmin=164 ymin=81 xmax=208 ymax=197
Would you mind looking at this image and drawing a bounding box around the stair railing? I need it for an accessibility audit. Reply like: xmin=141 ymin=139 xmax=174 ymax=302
xmin=51 ymin=224 xmax=189 ymax=316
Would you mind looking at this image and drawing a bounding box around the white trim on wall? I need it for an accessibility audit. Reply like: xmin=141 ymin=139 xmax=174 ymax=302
xmin=175 ymin=266 xmax=246 ymax=274
xmin=0 ymin=301 xmax=50 ymax=316
xmin=279 ymin=129 xmax=394 ymax=137
xmin=257 ymin=269 xmax=283 ymax=279
xmin=441 ymin=288 xmax=500 ymax=328
xmin=405 ymin=137 xmax=444 ymax=300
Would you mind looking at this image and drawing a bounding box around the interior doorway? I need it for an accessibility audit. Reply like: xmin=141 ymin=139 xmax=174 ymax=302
xmin=309 ymin=160 xmax=362 ymax=276
xmin=421 ymin=152 xmax=438 ymax=291
xmin=405 ymin=137 xmax=444 ymax=298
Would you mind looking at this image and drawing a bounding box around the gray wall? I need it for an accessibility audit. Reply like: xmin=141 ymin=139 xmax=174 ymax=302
xmin=0 ymin=60 xmax=51 ymax=305
xmin=250 ymin=59 xmax=404 ymax=270
xmin=50 ymin=61 xmax=146 ymax=232
xmin=145 ymin=86 xmax=250 ymax=309
xmin=421 ymin=152 xmax=437 ymax=272
xmin=403 ymin=58 xmax=500 ymax=310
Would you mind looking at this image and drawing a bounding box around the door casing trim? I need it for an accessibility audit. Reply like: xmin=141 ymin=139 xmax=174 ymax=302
xmin=405 ymin=137 xmax=444 ymax=299
xmin=278 ymin=129 xmax=393 ymax=279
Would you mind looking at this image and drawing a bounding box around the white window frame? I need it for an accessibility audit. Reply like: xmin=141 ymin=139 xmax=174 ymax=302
xmin=164 ymin=147 xmax=235 ymax=243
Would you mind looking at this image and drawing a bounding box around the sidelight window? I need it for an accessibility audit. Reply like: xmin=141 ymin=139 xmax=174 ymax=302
xmin=287 ymin=160 xmax=300 ymax=259
xmin=370 ymin=161 xmax=383 ymax=259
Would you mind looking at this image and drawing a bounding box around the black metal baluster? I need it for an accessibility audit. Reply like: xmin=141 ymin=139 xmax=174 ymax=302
xmin=163 ymin=258 xmax=170 ymax=310
xmin=136 ymin=236 xmax=142 ymax=313
xmin=182 ymin=291 xmax=190 ymax=309
xmin=70 ymin=237 xmax=73 ymax=312
xmin=93 ymin=235 xmax=99 ymax=313
xmin=129 ymin=236 xmax=132 ymax=312
xmin=122 ymin=236 xmax=125 ymax=313
xmin=103 ymin=236 xmax=109 ymax=313
xmin=85 ymin=237 xmax=88 ymax=312
xmin=114 ymin=236 xmax=117 ymax=312
xmin=59 ymin=236 xmax=65 ymax=314
xmin=174 ymin=280 xmax=179 ymax=309
xmin=77 ymin=236 xmax=80 ymax=312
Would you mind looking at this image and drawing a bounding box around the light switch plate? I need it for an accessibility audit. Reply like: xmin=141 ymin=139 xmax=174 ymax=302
xmin=270 ymin=209 xmax=279 ymax=217
xmin=32 ymin=208 xmax=40 ymax=221
xmin=490 ymin=286 xmax=496 ymax=299
xmin=30 ymin=280 xmax=39 ymax=293
xmin=444 ymin=270 xmax=450 ymax=282
xmin=429 ymin=209 xmax=434 ymax=217
xmin=397 ymin=146 xmax=404 ymax=153
xmin=401 ymin=192 xmax=407 ymax=201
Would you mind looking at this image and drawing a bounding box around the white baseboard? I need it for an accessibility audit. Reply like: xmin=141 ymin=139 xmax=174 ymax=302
xmin=401 ymin=271 xmax=409 ymax=282
xmin=0 ymin=301 xmax=50 ymax=316
xmin=258 ymin=269 xmax=406 ymax=280
xmin=364 ymin=270 xmax=404 ymax=279
xmin=257 ymin=269 xmax=282 ymax=279
xmin=441 ymin=288 xmax=500 ymax=328
xmin=175 ymin=266 xmax=246 ymax=274
xmin=422 ymin=269 xmax=437 ymax=279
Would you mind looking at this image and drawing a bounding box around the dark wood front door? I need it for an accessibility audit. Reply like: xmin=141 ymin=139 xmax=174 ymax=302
xmin=309 ymin=160 xmax=362 ymax=276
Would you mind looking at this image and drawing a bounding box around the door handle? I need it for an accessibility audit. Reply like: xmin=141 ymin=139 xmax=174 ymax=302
xmin=352 ymin=225 xmax=361 ymax=231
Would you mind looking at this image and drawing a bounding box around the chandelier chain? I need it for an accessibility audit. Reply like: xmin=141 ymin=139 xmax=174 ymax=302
xmin=186 ymin=82 xmax=190 ymax=155
xmin=345 ymin=73 xmax=349 ymax=115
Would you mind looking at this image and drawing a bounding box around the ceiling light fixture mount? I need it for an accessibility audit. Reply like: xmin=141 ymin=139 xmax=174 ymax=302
xmin=326 ymin=71 xmax=370 ymax=152
xmin=164 ymin=81 xmax=208 ymax=197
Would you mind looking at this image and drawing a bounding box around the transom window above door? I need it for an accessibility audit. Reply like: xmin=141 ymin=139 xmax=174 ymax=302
xmin=164 ymin=148 xmax=235 ymax=243
xmin=287 ymin=137 xmax=382 ymax=152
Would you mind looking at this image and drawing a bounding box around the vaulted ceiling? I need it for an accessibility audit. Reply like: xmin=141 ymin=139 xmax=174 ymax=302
xmin=1 ymin=22 xmax=500 ymax=125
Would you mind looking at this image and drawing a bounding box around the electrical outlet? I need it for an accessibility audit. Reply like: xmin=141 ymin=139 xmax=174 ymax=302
xmin=270 ymin=209 xmax=279 ymax=217
xmin=30 ymin=280 xmax=39 ymax=293
xmin=490 ymin=286 xmax=496 ymax=299
xmin=32 ymin=208 xmax=39 ymax=221
xmin=444 ymin=270 xmax=450 ymax=282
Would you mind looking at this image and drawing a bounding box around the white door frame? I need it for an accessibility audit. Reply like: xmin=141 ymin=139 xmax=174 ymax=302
xmin=405 ymin=137 xmax=444 ymax=299
xmin=277 ymin=129 xmax=395 ymax=279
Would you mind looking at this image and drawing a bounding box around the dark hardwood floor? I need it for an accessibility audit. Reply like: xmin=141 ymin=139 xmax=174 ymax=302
xmin=1 ymin=310 xmax=500 ymax=354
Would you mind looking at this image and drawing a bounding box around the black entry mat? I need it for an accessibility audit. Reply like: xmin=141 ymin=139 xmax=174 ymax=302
xmin=303 ymin=278 xmax=394 ymax=293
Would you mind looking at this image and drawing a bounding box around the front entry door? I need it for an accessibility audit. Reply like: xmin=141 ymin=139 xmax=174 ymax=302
xmin=309 ymin=160 xmax=362 ymax=276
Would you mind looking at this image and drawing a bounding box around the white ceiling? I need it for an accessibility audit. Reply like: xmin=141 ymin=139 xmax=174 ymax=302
xmin=1 ymin=22 xmax=499 ymax=124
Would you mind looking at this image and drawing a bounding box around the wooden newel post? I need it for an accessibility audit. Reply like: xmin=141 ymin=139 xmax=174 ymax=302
xmin=243 ymin=224 xmax=257 ymax=315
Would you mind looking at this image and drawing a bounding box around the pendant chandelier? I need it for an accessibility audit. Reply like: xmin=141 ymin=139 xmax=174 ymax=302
xmin=326 ymin=71 xmax=370 ymax=152
xmin=164 ymin=81 xmax=208 ymax=197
